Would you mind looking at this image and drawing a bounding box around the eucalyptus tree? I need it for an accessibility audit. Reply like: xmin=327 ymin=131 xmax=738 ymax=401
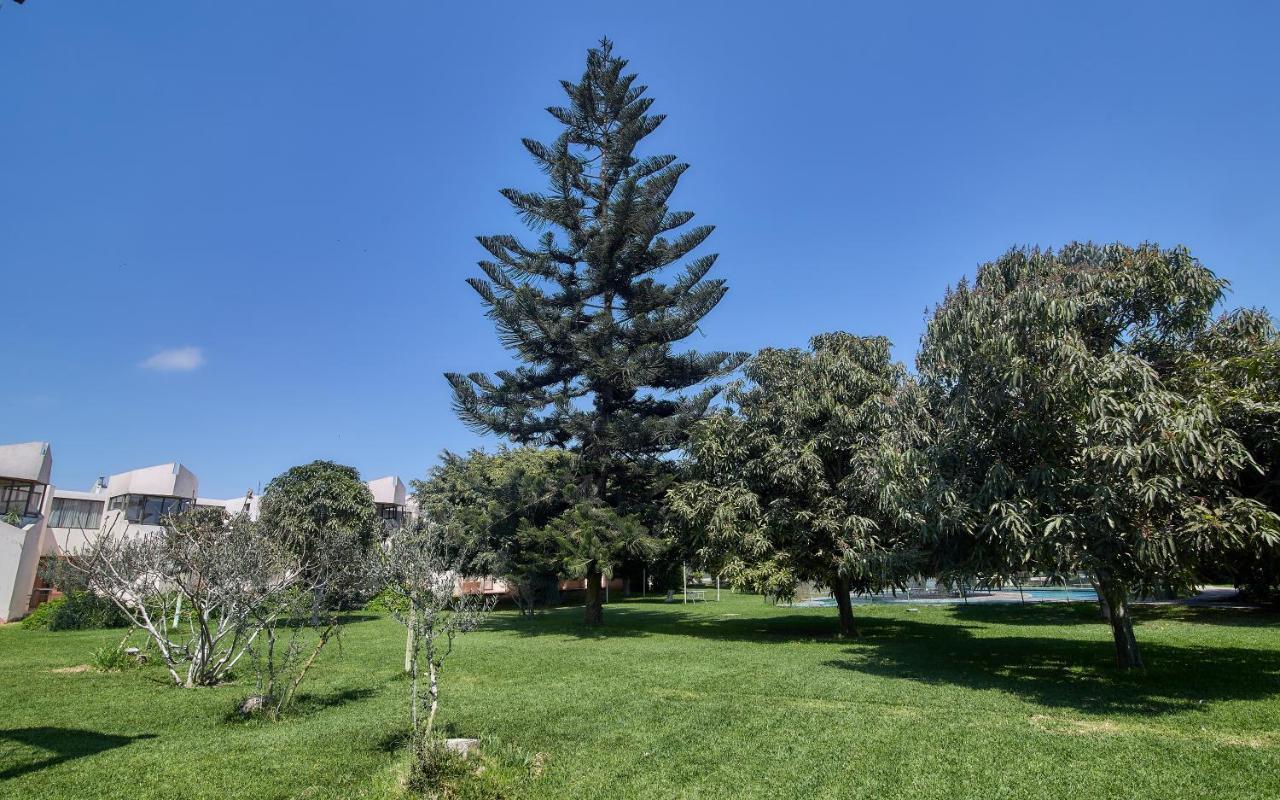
xmin=447 ymin=39 xmax=746 ymax=625
xmin=667 ymin=333 xmax=928 ymax=637
xmin=918 ymin=243 xmax=1279 ymax=668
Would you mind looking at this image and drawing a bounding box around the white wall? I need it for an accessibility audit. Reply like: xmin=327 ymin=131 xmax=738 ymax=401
xmin=0 ymin=490 xmax=51 ymax=622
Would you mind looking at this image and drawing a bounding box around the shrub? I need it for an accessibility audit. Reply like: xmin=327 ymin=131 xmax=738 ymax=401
xmin=363 ymin=586 xmax=408 ymax=614
xmin=405 ymin=734 xmax=468 ymax=797
xmin=22 ymin=592 xmax=129 ymax=631
xmin=90 ymin=644 xmax=137 ymax=672
xmin=20 ymin=597 xmax=63 ymax=630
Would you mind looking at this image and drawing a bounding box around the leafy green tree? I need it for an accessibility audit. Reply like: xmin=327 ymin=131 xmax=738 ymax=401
xmin=414 ymin=448 xmax=575 ymax=615
xmin=1175 ymin=309 xmax=1280 ymax=604
xmin=667 ymin=333 xmax=928 ymax=637
xmin=918 ymin=243 xmax=1279 ymax=668
xmin=259 ymin=460 xmax=379 ymax=620
xmin=447 ymin=39 xmax=746 ymax=625
xmin=524 ymin=500 xmax=660 ymax=596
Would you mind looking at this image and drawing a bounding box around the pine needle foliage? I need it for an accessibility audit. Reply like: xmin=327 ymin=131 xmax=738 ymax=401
xmin=447 ymin=39 xmax=746 ymax=625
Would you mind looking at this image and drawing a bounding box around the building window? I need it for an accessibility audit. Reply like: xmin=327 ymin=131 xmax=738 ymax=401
xmin=49 ymin=497 xmax=104 ymax=529
xmin=107 ymin=494 xmax=191 ymax=524
xmin=0 ymin=478 xmax=45 ymax=519
xmin=377 ymin=503 xmax=403 ymax=522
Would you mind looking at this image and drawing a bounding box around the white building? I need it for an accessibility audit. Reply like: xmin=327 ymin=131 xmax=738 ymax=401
xmin=368 ymin=475 xmax=407 ymax=523
xmin=0 ymin=442 xmax=407 ymax=622
xmin=0 ymin=442 xmax=54 ymax=622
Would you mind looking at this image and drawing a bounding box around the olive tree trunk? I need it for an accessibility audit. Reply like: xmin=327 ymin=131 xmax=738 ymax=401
xmin=403 ymin=600 xmax=416 ymax=674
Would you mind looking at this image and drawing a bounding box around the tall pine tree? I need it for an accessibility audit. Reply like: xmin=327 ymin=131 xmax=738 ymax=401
xmin=447 ymin=39 xmax=746 ymax=625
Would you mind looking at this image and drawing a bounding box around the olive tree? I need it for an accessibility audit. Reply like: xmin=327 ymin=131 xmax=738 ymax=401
xmin=374 ymin=520 xmax=489 ymax=737
xmin=667 ymin=333 xmax=928 ymax=637
xmin=918 ymin=243 xmax=1279 ymax=668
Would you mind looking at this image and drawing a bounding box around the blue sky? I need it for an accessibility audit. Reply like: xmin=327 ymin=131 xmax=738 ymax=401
xmin=3 ymin=1 xmax=1278 ymax=498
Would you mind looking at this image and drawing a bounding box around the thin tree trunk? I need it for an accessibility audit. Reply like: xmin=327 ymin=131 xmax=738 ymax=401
xmin=310 ymin=586 xmax=324 ymax=627
xmin=277 ymin=623 xmax=335 ymax=715
xmin=425 ymin=658 xmax=440 ymax=737
xmin=409 ymin=636 xmax=419 ymax=734
xmin=1096 ymin=570 xmax=1143 ymax=670
xmin=404 ymin=601 xmax=416 ymax=674
xmin=1089 ymin=575 xmax=1112 ymax=622
xmin=831 ymin=574 xmax=859 ymax=638
xmin=584 ymin=562 xmax=604 ymax=626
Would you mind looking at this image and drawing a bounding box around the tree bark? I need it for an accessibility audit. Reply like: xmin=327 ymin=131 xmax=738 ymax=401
xmin=277 ymin=623 xmax=335 ymax=715
xmin=1089 ymin=576 xmax=1112 ymax=622
xmin=310 ymin=586 xmax=324 ymax=627
xmin=831 ymin=574 xmax=859 ymax=638
xmin=584 ymin=562 xmax=604 ymax=626
xmin=404 ymin=601 xmax=416 ymax=674
xmin=1095 ymin=570 xmax=1143 ymax=670
xmin=425 ymin=658 xmax=440 ymax=737
xmin=409 ymin=643 xmax=419 ymax=733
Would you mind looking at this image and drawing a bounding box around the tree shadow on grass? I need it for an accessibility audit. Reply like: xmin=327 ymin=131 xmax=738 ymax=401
xmin=483 ymin=605 xmax=652 ymax=640
xmin=373 ymin=720 xmax=468 ymax=754
xmin=0 ymin=728 xmax=156 ymax=780
xmin=489 ymin=599 xmax=1280 ymax=716
xmin=291 ymin=686 xmax=378 ymax=714
xmin=1139 ymin=603 xmax=1280 ymax=628
xmin=222 ymin=685 xmax=383 ymax=724
xmin=949 ymin=601 xmax=1107 ymax=627
xmin=823 ymin=615 xmax=1280 ymax=716
xmin=375 ymin=728 xmax=412 ymax=753
xmin=488 ymin=599 xmax=971 ymax=643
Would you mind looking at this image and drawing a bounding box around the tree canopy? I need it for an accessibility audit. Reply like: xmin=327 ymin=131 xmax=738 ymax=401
xmin=917 ymin=243 xmax=1280 ymax=667
xmin=668 ymin=333 xmax=928 ymax=637
xmin=413 ymin=448 xmax=575 ymax=615
xmin=259 ymin=460 xmax=379 ymax=612
xmin=1174 ymin=308 xmax=1280 ymax=604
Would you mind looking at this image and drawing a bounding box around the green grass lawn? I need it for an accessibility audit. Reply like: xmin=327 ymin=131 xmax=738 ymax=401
xmin=2 ymin=595 xmax=1278 ymax=799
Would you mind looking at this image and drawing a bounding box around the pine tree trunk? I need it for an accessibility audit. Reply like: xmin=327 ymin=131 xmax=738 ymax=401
xmin=1096 ymin=570 xmax=1143 ymax=670
xmin=584 ymin=562 xmax=604 ymax=626
xmin=831 ymin=574 xmax=859 ymax=638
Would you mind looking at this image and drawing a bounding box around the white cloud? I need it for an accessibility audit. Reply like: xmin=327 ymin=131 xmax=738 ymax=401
xmin=140 ymin=346 xmax=205 ymax=372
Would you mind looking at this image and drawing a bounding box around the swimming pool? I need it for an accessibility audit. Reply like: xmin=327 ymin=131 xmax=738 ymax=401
xmin=1015 ymin=587 xmax=1099 ymax=601
xmin=794 ymin=586 xmax=1100 ymax=606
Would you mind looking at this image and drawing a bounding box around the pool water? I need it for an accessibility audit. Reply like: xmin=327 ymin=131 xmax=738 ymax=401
xmin=796 ymin=587 xmax=1099 ymax=607
xmin=1018 ymin=587 xmax=1099 ymax=601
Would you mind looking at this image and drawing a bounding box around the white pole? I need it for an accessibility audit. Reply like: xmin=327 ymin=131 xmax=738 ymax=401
xmin=642 ymin=568 xmax=647 ymax=598
xmin=716 ymin=574 xmax=721 ymax=602
xmin=682 ymin=564 xmax=687 ymax=604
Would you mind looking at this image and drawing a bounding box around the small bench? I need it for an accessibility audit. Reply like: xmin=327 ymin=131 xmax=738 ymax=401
xmin=686 ymin=589 xmax=707 ymax=602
